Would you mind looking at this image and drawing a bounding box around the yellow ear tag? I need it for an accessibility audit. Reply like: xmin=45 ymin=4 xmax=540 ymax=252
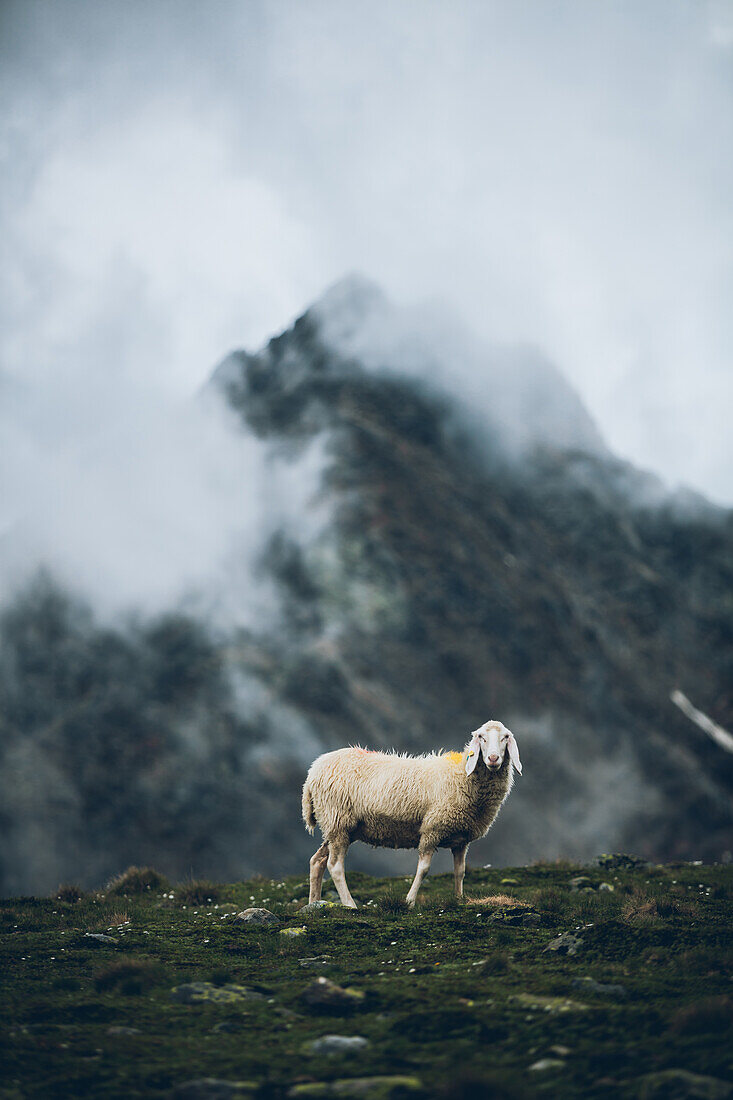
xmin=468 ymin=751 xmax=474 ymax=757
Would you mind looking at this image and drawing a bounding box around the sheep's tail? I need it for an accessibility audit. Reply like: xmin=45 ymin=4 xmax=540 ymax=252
xmin=302 ymin=779 xmax=316 ymax=835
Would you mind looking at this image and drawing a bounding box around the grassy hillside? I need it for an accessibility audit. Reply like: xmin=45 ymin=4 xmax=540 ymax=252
xmin=1 ymin=858 xmax=731 ymax=1099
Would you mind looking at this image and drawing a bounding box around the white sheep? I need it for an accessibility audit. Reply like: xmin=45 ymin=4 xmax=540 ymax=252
xmin=302 ymin=720 xmax=522 ymax=908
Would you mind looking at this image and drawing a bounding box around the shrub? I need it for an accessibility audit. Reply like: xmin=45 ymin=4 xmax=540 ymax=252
xmin=176 ymin=880 xmax=221 ymax=905
xmin=56 ymin=884 xmax=84 ymax=903
xmin=107 ymin=866 xmax=169 ymax=895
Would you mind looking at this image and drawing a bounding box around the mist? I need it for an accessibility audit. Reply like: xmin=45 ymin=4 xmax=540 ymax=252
xmin=2 ymin=0 xmax=732 ymax=515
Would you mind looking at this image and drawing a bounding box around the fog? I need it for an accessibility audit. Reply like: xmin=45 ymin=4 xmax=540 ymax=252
xmin=2 ymin=1 xmax=732 ymax=568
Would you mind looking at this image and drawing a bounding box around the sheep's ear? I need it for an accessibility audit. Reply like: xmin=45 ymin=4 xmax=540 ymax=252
xmin=506 ymin=730 xmax=522 ymax=775
xmin=465 ymin=734 xmax=481 ymax=775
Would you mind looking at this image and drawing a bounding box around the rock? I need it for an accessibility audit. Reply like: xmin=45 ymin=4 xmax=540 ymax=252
xmin=634 ymin=1069 xmax=732 ymax=1099
xmin=106 ymin=1025 xmax=141 ymax=1036
xmin=572 ymin=976 xmax=628 ymax=1000
xmin=280 ymin=927 xmax=308 ymax=937
xmin=544 ymin=932 xmax=583 ymax=956
xmin=549 ymin=1045 xmax=571 ymax=1057
xmin=511 ymin=993 xmax=589 ymax=1014
xmin=235 ymin=908 xmax=279 ymax=925
xmin=500 ymin=878 xmax=519 ymax=885
xmin=490 ymin=905 xmax=540 ymax=927
xmin=287 ymin=1077 xmax=422 ymax=1098
xmin=300 ymin=901 xmax=344 ymax=914
xmin=170 ymin=1080 xmax=258 ymax=1098
xmin=598 ymin=882 xmax=615 ymax=892
xmin=212 ymin=1019 xmax=249 ymax=1033
xmin=301 ymin=977 xmax=365 ymax=1010
xmin=594 ymin=853 xmax=644 ymax=870
xmin=569 ymin=876 xmax=591 ymax=889
xmin=305 ymin=1035 xmax=370 ymax=1057
xmin=529 ymin=1059 xmax=566 ymax=1072
xmin=299 ymin=956 xmax=335 ymax=970
xmin=170 ymin=982 xmax=265 ymax=1005
xmin=84 ymin=933 xmax=119 ymax=945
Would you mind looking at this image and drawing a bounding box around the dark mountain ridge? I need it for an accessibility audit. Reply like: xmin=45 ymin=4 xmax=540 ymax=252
xmin=1 ymin=278 xmax=731 ymax=895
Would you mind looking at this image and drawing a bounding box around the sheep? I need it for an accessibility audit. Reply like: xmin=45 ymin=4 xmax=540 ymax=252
xmin=302 ymin=720 xmax=522 ymax=908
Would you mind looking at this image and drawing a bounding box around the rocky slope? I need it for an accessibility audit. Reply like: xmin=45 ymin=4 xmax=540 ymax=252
xmin=210 ymin=277 xmax=733 ymax=869
xmin=1 ymin=278 xmax=731 ymax=894
xmin=2 ymin=860 xmax=731 ymax=1098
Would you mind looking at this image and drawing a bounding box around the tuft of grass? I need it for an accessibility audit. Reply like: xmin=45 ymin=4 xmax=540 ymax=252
xmin=473 ymin=953 xmax=511 ymax=976
xmin=466 ymin=894 xmax=525 ymax=908
xmin=530 ymin=885 xmax=565 ymax=918
xmin=94 ymin=959 xmax=167 ymax=996
xmin=56 ymin=884 xmax=84 ymax=903
xmin=377 ymin=888 xmax=409 ymax=915
xmin=574 ymin=889 xmax=622 ymax=923
xmin=622 ymin=886 xmax=697 ymax=924
xmin=622 ymin=889 xmax=659 ymax=924
xmin=176 ymin=879 xmax=221 ymax=905
xmin=107 ymin=866 xmax=169 ymax=896
xmin=418 ymin=892 xmax=461 ymax=912
xmin=106 ymin=911 xmax=130 ymax=928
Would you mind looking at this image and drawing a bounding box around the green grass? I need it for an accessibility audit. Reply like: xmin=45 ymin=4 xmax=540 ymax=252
xmin=1 ymin=860 xmax=731 ymax=1098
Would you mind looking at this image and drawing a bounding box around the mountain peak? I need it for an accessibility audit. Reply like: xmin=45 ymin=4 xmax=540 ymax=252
xmin=308 ymin=273 xmax=390 ymax=346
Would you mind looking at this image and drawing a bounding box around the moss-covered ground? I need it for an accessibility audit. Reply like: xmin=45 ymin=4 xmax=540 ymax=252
xmin=1 ymin=859 xmax=731 ymax=1099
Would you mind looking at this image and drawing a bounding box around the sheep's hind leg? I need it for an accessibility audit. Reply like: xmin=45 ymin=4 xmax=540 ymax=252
xmin=327 ymin=836 xmax=358 ymax=909
xmin=406 ymin=844 xmax=436 ymax=908
xmin=452 ymin=844 xmax=468 ymax=899
xmin=309 ymin=841 xmax=329 ymax=904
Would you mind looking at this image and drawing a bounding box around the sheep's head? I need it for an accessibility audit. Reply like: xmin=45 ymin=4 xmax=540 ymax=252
xmin=465 ymin=721 xmax=522 ymax=776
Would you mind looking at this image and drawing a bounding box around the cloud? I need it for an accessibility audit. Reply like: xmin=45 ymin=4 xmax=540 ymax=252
xmin=0 ymin=367 xmax=329 ymax=621
xmin=1 ymin=0 xmax=732 ymax=509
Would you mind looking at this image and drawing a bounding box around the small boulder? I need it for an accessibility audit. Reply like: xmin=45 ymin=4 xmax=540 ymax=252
xmin=569 ymin=876 xmax=592 ymax=891
xmin=544 ymin=932 xmax=583 ymax=956
xmin=236 ymin=908 xmax=279 ymax=925
xmin=304 ymin=1035 xmax=370 ymax=1057
xmin=529 ymin=1059 xmax=566 ymax=1072
xmin=490 ymin=905 xmax=540 ymax=927
xmin=287 ymin=1077 xmax=422 ymax=1098
xmin=572 ymin=976 xmax=628 ymax=1000
xmin=301 ymin=977 xmax=365 ymax=1011
xmin=106 ymin=1026 xmax=141 ymax=1036
xmin=511 ymin=993 xmax=588 ymax=1014
xmin=212 ymin=1019 xmax=249 ymax=1033
xmin=300 ymin=901 xmax=344 ymax=914
xmin=84 ymin=933 xmax=119 ymax=945
xmin=280 ymin=927 xmax=308 ymax=938
xmin=299 ymin=956 xmax=335 ymax=970
xmin=171 ymin=982 xmax=265 ymax=1005
xmin=598 ymin=882 xmax=615 ymax=892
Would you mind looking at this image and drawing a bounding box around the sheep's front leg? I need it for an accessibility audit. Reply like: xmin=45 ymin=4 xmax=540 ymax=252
xmin=406 ymin=844 xmax=435 ymax=908
xmin=327 ymin=836 xmax=358 ymax=908
xmin=452 ymin=844 xmax=468 ymax=899
xmin=309 ymin=841 xmax=329 ymax=904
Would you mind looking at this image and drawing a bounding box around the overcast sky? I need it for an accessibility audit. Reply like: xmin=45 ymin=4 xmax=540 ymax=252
xmin=2 ymin=0 xmax=732 ymax=504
